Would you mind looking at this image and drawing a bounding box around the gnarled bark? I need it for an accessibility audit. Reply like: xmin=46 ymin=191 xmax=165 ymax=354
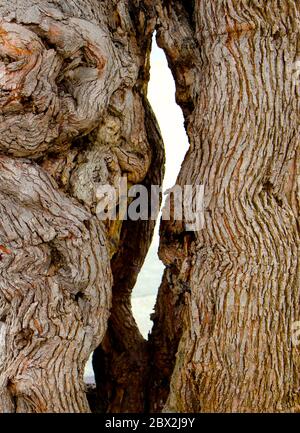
xmin=0 ymin=0 xmax=162 ymax=413
xmin=0 ymin=156 xmax=112 ymax=412
xmin=0 ymin=0 xmax=299 ymax=414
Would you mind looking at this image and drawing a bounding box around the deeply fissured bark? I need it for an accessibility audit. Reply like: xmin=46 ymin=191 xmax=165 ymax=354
xmin=0 ymin=0 xmax=299 ymax=414
xmin=148 ymin=0 xmax=300 ymax=413
xmin=0 ymin=0 xmax=162 ymax=413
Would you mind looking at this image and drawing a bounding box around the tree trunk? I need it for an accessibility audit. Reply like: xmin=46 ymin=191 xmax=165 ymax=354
xmin=0 ymin=0 xmax=299 ymax=414
xmin=0 ymin=0 xmax=161 ymax=413
xmin=148 ymin=0 xmax=300 ymax=413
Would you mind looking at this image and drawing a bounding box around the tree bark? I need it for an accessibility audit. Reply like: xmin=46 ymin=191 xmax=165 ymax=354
xmin=0 ymin=0 xmax=161 ymax=413
xmin=148 ymin=0 xmax=300 ymax=413
xmin=0 ymin=0 xmax=299 ymax=414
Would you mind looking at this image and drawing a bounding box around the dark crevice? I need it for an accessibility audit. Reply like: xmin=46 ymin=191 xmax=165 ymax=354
xmin=90 ymin=76 xmax=165 ymax=414
xmin=181 ymin=0 xmax=195 ymax=25
xmin=74 ymin=291 xmax=85 ymax=302
xmin=89 ymin=20 xmax=190 ymax=414
xmin=49 ymin=244 xmax=65 ymax=270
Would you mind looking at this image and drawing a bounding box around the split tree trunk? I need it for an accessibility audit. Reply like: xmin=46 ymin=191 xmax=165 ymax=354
xmin=0 ymin=0 xmax=299 ymax=414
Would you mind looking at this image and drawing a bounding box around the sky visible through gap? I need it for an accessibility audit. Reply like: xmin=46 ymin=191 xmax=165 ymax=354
xmin=84 ymin=37 xmax=189 ymax=382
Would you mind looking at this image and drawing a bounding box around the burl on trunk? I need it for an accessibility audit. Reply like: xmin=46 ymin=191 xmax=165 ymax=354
xmin=0 ymin=0 xmax=161 ymax=412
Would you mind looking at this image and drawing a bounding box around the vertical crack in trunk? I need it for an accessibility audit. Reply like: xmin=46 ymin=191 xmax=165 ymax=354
xmin=92 ymin=97 xmax=165 ymax=413
xmin=0 ymin=0 xmax=299 ymax=414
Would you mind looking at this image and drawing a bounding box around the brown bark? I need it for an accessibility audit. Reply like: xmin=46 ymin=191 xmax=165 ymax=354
xmin=0 ymin=0 xmax=299 ymax=414
xmin=148 ymin=0 xmax=300 ymax=413
xmin=0 ymin=0 xmax=161 ymax=413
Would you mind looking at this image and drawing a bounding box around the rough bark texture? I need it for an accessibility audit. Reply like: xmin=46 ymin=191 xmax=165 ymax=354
xmin=0 ymin=0 xmax=299 ymax=414
xmin=0 ymin=0 xmax=163 ymax=413
xmin=148 ymin=0 xmax=300 ymax=413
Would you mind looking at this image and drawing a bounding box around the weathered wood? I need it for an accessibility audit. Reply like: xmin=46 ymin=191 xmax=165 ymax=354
xmin=0 ymin=0 xmax=299 ymax=414
xmin=0 ymin=155 xmax=112 ymax=412
xmin=0 ymin=0 xmax=161 ymax=413
xmin=149 ymin=0 xmax=300 ymax=413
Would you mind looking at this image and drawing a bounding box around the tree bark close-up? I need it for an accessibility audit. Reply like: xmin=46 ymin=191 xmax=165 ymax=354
xmin=0 ymin=0 xmax=299 ymax=414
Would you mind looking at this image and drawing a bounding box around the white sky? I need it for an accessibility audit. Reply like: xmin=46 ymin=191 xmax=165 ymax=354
xmin=131 ymin=38 xmax=189 ymax=338
xmin=85 ymin=39 xmax=189 ymax=379
xmin=148 ymin=39 xmax=189 ymax=191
